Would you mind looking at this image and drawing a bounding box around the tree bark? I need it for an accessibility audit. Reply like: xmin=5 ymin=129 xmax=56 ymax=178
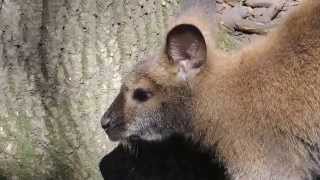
xmin=0 ymin=0 xmax=181 ymax=179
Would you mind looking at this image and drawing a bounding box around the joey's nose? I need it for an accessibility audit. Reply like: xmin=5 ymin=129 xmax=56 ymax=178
xmin=101 ymin=116 xmax=123 ymax=141
xmin=101 ymin=118 xmax=111 ymax=130
xmin=101 ymin=111 xmax=111 ymax=129
xmin=101 ymin=116 xmax=120 ymax=132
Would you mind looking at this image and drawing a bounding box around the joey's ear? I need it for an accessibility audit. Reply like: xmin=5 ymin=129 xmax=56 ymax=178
xmin=165 ymin=24 xmax=207 ymax=81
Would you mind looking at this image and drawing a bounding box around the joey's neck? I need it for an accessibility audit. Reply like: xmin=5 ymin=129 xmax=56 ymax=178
xmin=188 ymin=52 xmax=245 ymax=146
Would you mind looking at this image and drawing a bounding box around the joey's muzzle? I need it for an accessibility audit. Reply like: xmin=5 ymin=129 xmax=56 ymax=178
xmin=101 ymin=112 xmax=125 ymax=141
xmin=101 ymin=93 xmax=126 ymax=141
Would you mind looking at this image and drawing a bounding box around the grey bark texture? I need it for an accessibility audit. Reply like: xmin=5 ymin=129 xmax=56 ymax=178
xmin=0 ymin=0 xmax=181 ymax=179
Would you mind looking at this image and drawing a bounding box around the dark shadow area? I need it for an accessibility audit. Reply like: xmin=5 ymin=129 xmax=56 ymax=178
xmin=99 ymin=134 xmax=229 ymax=180
xmin=0 ymin=175 xmax=7 ymax=180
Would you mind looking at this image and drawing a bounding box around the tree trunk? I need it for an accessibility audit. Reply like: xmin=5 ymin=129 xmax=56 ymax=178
xmin=0 ymin=0 xmax=181 ymax=179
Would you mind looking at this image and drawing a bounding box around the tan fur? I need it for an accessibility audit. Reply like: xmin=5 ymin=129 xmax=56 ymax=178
xmin=182 ymin=1 xmax=320 ymax=179
xmin=102 ymin=0 xmax=320 ymax=179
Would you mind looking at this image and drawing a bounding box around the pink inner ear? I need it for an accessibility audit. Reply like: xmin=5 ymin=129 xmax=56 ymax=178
xmin=165 ymin=24 xmax=207 ymax=68
xmin=178 ymin=61 xmax=189 ymax=81
xmin=177 ymin=60 xmax=202 ymax=81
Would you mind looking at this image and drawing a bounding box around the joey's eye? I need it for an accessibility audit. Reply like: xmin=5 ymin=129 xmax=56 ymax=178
xmin=133 ymin=88 xmax=153 ymax=102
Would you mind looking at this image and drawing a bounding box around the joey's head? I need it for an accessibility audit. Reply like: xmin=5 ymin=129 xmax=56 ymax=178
xmin=101 ymin=18 xmax=215 ymax=141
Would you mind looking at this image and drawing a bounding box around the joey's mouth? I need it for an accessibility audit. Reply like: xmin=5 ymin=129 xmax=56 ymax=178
xmin=104 ymin=125 xmax=127 ymax=142
xmin=107 ymin=131 xmax=143 ymax=142
xmin=104 ymin=129 xmax=122 ymax=142
xmin=104 ymin=125 xmax=143 ymax=142
xmin=106 ymin=131 xmax=123 ymax=142
xmin=128 ymin=135 xmax=142 ymax=141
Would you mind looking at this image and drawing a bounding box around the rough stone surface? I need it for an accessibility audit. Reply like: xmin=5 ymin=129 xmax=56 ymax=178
xmin=0 ymin=0 xmax=180 ymax=179
xmin=216 ymin=0 xmax=300 ymax=46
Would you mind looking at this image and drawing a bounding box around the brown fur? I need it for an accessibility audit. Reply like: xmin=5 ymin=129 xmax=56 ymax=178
xmin=101 ymin=0 xmax=320 ymax=179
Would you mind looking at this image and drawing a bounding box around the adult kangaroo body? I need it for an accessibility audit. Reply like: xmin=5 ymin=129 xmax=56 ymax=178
xmin=101 ymin=0 xmax=320 ymax=179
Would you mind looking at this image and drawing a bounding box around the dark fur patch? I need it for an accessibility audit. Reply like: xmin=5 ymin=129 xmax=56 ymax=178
xmin=99 ymin=134 xmax=229 ymax=180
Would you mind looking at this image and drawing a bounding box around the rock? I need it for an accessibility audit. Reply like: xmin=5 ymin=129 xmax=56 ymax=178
xmin=245 ymin=0 xmax=274 ymax=8
xmin=223 ymin=0 xmax=241 ymax=7
xmin=221 ymin=5 xmax=252 ymax=30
